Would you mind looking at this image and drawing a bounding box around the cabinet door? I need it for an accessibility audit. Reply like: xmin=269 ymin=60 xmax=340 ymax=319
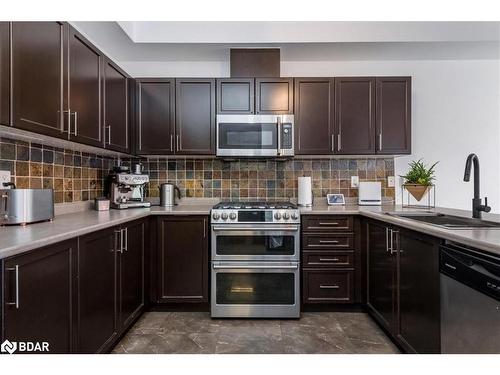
xmin=397 ymin=228 xmax=440 ymax=353
xmin=376 ymin=77 xmax=411 ymax=154
xmin=68 ymin=27 xmax=102 ymax=147
xmin=175 ymin=78 xmax=215 ymax=155
xmin=2 ymin=239 xmax=77 ymax=354
xmin=216 ymin=78 xmax=254 ymax=114
xmin=0 ymin=22 xmax=10 ymax=126
xmin=136 ymin=79 xmax=175 ymax=155
xmin=157 ymin=216 xmax=208 ymax=303
xmin=119 ymin=220 xmax=145 ymax=330
xmin=366 ymin=220 xmax=397 ymax=333
xmin=294 ymin=78 xmax=334 ymax=154
xmin=334 ymin=77 xmax=376 ymax=154
xmin=103 ymin=59 xmax=129 ymax=153
xmin=12 ymin=22 xmax=67 ymax=138
xmin=77 ymin=227 xmax=117 ymax=353
xmin=255 ymin=78 xmax=293 ymax=114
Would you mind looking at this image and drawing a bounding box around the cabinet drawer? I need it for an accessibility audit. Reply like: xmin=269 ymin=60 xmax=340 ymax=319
xmin=303 ymin=252 xmax=354 ymax=267
xmin=302 ymin=233 xmax=354 ymax=250
xmin=303 ymin=269 xmax=354 ymax=303
xmin=302 ymin=216 xmax=353 ymax=232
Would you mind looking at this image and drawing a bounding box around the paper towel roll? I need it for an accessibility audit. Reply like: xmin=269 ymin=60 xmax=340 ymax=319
xmin=297 ymin=177 xmax=312 ymax=206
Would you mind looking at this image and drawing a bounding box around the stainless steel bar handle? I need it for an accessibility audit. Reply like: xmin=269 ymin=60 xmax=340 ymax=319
xmin=72 ymin=111 xmax=78 ymax=136
xmin=63 ymin=109 xmax=71 ymax=134
xmin=6 ymin=265 xmax=19 ymax=308
xmin=378 ymin=133 xmax=382 ymax=151
xmin=386 ymin=227 xmax=391 ymax=253
xmin=337 ymin=133 xmax=341 ymax=151
xmin=115 ymin=229 xmax=122 ymax=253
xmin=123 ymin=228 xmax=128 ymax=252
xmin=391 ymin=230 xmax=399 ymax=255
xmin=212 ymin=225 xmax=300 ymax=232
xmin=320 ymin=285 xmax=340 ymax=289
xmin=203 ymin=218 xmax=206 ymax=238
xmin=331 ymin=134 xmax=334 ymax=152
xmin=277 ymin=116 xmax=282 ymax=156
xmin=319 ymin=222 xmax=339 ymax=226
xmin=213 ymin=265 xmax=299 ymax=270
xmin=319 ymin=240 xmax=339 ymax=244
xmin=176 ymin=134 xmax=180 ymax=151
xmin=106 ymin=126 xmax=112 ymax=145
xmin=170 ymin=134 xmax=174 ymax=152
xmin=319 ymin=258 xmax=340 ymax=262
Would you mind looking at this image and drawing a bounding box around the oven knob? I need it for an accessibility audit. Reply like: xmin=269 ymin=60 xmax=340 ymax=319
xmin=274 ymin=212 xmax=282 ymax=220
xmin=283 ymin=212 xmax=290 ymax=220
xmin=212 ymin=212 xmax=220 ymax=220
xmin=229 ymin=212 xmax=237 ymax=220
xmin=291 ymin=212 xmax=299 ymax=220
xmin=221 ymin=212 xmax=228 ymax=220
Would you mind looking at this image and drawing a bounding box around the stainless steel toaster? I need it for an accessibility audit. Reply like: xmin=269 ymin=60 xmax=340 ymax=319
xmin=0 ymin=189 xmax=54 ymax=225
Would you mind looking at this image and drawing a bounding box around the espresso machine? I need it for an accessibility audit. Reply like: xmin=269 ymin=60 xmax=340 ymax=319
xmin=108 ymin=165 xmax=151 ymax=209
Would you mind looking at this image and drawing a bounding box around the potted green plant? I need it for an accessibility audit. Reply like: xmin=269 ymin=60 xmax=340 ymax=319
xmin=400 ymin=159 xmax=438 ymax=201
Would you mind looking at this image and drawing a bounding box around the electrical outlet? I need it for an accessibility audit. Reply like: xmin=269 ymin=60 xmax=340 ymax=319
xmin=351 ymin=175 xmax=359 ymax=188
xmin=0 ymin=170 xmax=11 ymax=188
xmin=387 ymin=176 xmax=395 ymax=188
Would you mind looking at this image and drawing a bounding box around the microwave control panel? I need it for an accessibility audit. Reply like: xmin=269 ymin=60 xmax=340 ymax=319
xmin=281 ymin=124 xmax=293 ymax=149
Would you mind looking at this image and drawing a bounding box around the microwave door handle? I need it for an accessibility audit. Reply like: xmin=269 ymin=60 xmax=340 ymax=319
xmin=277 ymin=116 xmax=282 ymax=156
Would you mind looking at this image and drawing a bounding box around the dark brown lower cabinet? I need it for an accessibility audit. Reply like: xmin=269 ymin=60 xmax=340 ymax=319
xmin=156 ymin=216 xmax=209 ymax=303
xmin=302 ymin=215 xmax=360 ymax=305
xmin=2 ymin=239 xmax=77 ymax=353
xmin=118 ymin=220 xmax=145 ymax=329
xmin=365 ymin=219 xmax=441 ymax=353
xmin=77 ymin=227 xmax=118 ymax=353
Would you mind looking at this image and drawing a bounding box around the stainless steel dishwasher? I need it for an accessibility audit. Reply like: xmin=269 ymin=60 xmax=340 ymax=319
xmin=440 ymin=243 xmax=500 ymax=353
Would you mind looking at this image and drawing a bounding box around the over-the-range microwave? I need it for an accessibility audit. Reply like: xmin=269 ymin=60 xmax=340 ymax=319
xmin=216 ymin=114 xmax=294 ymax=158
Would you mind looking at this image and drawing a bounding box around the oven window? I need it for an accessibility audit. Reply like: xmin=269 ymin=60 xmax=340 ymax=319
xmin=216 ymin=273 xmax=295 ymax=305
xmin=218 ymin=123 xmax=277 ymax=149
xmin=216 ymin=235 xmax=295 ymax=256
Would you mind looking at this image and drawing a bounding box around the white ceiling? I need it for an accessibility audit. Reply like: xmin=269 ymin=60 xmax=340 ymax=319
xmin=70 ymin=21 xmax=500 ymax=76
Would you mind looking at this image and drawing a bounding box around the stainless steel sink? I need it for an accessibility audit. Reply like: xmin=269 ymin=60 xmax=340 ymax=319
xmin=386 ymin=212 xmax=500 ymax=229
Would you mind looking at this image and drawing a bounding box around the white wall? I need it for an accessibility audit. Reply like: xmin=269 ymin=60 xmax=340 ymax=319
xmin=120 ymin=58 xmax=500 ymax=213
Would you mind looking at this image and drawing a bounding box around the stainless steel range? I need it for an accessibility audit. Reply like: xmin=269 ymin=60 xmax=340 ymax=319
xmin=210 ymin=201 xmax=300 ymax=318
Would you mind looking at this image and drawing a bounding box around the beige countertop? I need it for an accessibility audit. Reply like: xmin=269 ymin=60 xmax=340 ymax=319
xmin=1 ymin=200 xmax=500 ymax=260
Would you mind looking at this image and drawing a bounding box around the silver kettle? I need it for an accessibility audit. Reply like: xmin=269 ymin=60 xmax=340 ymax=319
xmin=159 ymin=183 xmax=181 ymax=207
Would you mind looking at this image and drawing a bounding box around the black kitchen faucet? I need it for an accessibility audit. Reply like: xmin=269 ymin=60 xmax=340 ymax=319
xmin=463 ymin=153 xmax=491 ymax=219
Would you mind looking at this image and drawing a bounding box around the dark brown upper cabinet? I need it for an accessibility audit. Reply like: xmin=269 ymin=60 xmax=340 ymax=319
xmin=156 ymin=216 xmax=209 ymax=303
xmin=216 ymin=78 xmax=255 ymax=114
xmin=294 ymin=78 xmax=334 ymax=155
xmin=77 ymin=226 xmax=118 ymax=353
xmin=2 ymin=239 xmax=77 ymax=353
xmin=68 ymin=27 xmax=102 ymax=148
xmin=12 ymin=22 xmax=67 ymax=138
xmin=334 ymin=77 xmax=376 ymax=154
xmin=255 ymin=78 xmax=293 ymax=114
xmin=376 ymin=77 xmax=411 ymax=154
xmin=0 ymin=22 xmax=10 ymax=126
xmin=175 ymin=78 xmax=215 ymax=155
xmin=135 ymin=79 xmax=175 ymax=155
xmin=103 ymin=58 xmax=129 ymax=153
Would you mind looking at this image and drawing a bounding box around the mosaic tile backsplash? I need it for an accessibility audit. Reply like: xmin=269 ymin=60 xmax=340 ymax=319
xmin=0 ymin=137 xmax=396 ymax=203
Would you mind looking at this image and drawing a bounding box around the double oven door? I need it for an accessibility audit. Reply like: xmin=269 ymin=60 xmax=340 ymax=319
xmin=211 ymin=224 xmax=300 ymax=318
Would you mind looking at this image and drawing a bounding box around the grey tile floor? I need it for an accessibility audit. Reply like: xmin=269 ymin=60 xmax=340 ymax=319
xmin=112 ymin=311 xmax=400 ymax=354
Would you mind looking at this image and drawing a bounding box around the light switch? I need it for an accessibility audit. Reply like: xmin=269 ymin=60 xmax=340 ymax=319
xmin=0 ymin=170 xmax=11 ymax=188
xmin=351 ymin=175 xmax=359 ymax=188
xmin=387 ymin=176 xmax=395 ymax=188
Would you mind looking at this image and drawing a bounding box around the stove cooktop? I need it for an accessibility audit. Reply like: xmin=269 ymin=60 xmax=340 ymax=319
xmin=213 ymin=201 xmax=297 ymax=210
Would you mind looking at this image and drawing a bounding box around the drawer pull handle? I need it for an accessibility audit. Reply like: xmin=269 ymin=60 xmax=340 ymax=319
xmin=319 ymin=222 xmax=339 ymax=226
xmin=319 ymin=258 xmax=340 ymax=262
xmin=318 ymin=240 xmax=339 ymax=244
xmin=319 ymin=285 xmax=340 ymax=289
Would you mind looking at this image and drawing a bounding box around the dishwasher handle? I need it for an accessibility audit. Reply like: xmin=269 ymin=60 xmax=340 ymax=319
xmin=440 ymin=245 xmax=500 ymax=301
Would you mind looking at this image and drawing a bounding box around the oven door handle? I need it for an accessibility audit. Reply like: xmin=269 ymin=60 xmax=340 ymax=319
xmin=212 ymin=225 xmax=299 ymax=232
xmin=213 ymin=264 xmax=299 ymax=270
